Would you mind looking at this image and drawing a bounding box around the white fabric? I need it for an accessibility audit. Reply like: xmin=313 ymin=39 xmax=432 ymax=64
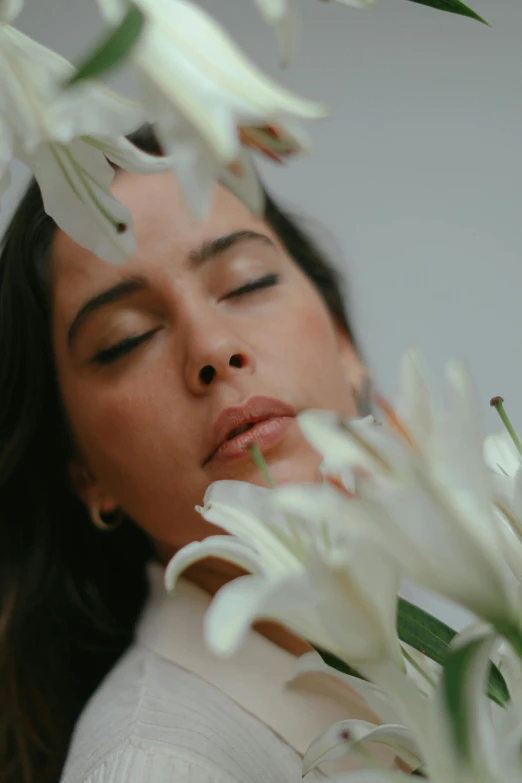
xmin=60 ymin=562 xmax=390 ymax=783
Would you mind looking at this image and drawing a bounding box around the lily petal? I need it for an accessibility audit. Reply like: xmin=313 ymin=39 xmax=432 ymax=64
xmin=84 ymin=134 xmax=175 ymax=174
xmin=0 ymin=0 xmax=22 ymax=23
xmin=254 ymin=0 xmax=286 ymax=22
xmin=484 ymin=431 xmax=522 ymax=477
xmin=25 ymin=139 xmax=135 ymax=264
xmin=326 ymin=772 xmax=409 ymax=783
xmin=426 ymin=629 xmax=499 ymax=782
xmin=98 ymin=0 xmax=328 ymax=163
xmin=220 ymin=147 xmax=264 ymax=217
xmin=50 ymin=83 xmax=144 ymax=143
xmin=204 ymin=572 xmax=313 ymax=657
xmin=164 ymin=536 xmax=263 ymax=594
xmin=303 ymin=719 xmax=422 ymax=775
xmin=198 ymin=481 xmax=302 ymax=571
xmin=0 ymin=25 xmax=143 ymax=152
xmin=298 ymin=410 xmax=381 ymax=475
xmin=274 ymin=0 xmax=300 ymax=68
xmin=358 ymin=659 xmax=428 ymax=749
xmin=289 ymin=651 xmax=401 ymax=725
xmin=395 ymin=349 xmax=433 ymax=448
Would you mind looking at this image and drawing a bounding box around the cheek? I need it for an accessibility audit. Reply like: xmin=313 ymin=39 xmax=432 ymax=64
xmin=59 ymin=366 xmax=195 ymax=485
xmin=269 ymin=287 xmax=350 ymax=397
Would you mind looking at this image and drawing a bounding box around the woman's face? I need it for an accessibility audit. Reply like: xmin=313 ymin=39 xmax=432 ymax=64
xmin=51 ymin=171 xmax=365 ymax=555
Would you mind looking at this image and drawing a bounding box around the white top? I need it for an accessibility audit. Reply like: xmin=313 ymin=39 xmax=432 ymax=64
xmin=60 ymin=562 xmax=390 ymax=783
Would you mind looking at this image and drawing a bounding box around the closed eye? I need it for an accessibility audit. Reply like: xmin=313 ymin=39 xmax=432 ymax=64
xmin=220 ymin=273 xmax=280 ymax=301
xmin=92 ymin=327 xmax=160 ymax=366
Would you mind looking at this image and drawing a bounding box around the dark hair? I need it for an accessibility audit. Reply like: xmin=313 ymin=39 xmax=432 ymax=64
xmin=0 ymin=125 xmax=356 ymax=783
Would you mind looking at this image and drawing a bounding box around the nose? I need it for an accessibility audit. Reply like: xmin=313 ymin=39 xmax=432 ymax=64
xmin=183 ymin=309 xmax=255 ymax=394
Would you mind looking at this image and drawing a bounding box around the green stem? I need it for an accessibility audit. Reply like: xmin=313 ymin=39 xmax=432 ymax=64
xmin=248 ymin=444 xmax=276 ymax=488
xmin=490 ymin=396 xmax=522 ymax=457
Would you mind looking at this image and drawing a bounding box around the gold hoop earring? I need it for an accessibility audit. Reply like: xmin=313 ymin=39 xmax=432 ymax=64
xmin=90 ymin=505 xmax=123 ymax=533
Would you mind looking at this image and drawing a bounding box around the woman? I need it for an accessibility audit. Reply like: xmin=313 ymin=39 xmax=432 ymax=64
xmin=0 ymin=125 xmax=378 ymax=783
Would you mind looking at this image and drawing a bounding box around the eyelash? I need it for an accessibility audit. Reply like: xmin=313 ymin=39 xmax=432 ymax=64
xmin=219 ymin=272 xmax=280 ymax=301
xmin=92 ymin=273 xmax=280 ymax=366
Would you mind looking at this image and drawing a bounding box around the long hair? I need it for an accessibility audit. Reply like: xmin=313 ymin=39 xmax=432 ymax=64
xmin=0 ymin=125 xmax=356 ymax=783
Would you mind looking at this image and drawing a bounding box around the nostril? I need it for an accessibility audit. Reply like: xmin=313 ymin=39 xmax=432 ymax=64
xmin=199 ymin=365 xmax=215 ymax=385
xmin=229 ymin=354 xmax=243 ymax=369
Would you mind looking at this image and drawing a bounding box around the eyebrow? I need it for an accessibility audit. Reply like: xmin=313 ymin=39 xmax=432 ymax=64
xmin=67 ymin=231 xmax=276 ymax=348
xmin=188 ymin=230 xmax=275 ymax=267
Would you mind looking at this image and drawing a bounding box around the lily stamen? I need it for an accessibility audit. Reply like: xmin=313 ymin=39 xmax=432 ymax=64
xmin=490 ymin=396 xmax=522 ymax=458
xmin=374 ymin=393 xmax=417 ymax=450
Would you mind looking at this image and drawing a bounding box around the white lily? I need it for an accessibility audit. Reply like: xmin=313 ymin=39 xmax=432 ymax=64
xmin=23 ymin=135 xmax=173 ymax=264
xmin=294 ymin=350 xmax=522 ymax=643
xmin=0 ymin=22 xmax=177 ymax=262
xmin=254 ymin=0 xmax=375 ymax=66
xmin=165 ymin=480 xmax=403 ymax=672
xmin=0 ymin=24 xmax=143 ymax=155
xmin=307 ymin=628 xmax=517 ymax=783
xmin=290 ymin=650 xmax=427 ymax=773
xmin=484 ymin=431 xmax=522 ymax=581
xmin=96 ymin=0 xmax=327 ymax=215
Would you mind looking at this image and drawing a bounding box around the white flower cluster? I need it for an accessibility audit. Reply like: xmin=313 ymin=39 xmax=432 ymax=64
xmin=166 ymin=349 xmax=522 ymax=783
xmin=0 ymin=0 xmax=368 ymax=264
xmin=0 ymin=0 xmax=484 ymax=266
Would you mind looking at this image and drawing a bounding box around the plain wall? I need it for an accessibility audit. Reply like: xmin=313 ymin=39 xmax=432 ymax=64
xmin=2 ymin=0 xmax=520 ymax=627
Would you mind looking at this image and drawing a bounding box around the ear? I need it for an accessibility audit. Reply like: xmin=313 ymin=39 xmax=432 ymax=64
xmin=69 ymin=456 xmax=118 ymax=516
xmin=334 ymin=323 xmax=373 ymax=417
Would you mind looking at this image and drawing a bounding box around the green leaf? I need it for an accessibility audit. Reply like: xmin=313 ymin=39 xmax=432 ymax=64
xmin=65 ymin=3 xmax=146 ymax=88
xmin=398 ymin=598 xmax=509 ymax=707
xmin=488 ymin=659 xmax=510 ymax=707
xmin=406 ymin=0 xmax=490 ymax=26
xmin=398 ymin=597 xmax=455 ymax=666
xmin=314 ymin=647 xmax=365 ymax=680
xmin=442 ymin=635 xmax=498 ymax=762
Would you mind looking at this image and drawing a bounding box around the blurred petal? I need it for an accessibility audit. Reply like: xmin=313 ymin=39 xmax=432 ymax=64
xmin=254 ymin=0 xmax=286 ymax=21
xmin=0 ymin=25 xmax=142 ymax=152
xmin=290 ymin=651 xmax=402 ymax=725
xmin=303 ymin=719 xmax=422 ymax=775
xmin=484 ymin=431 xmax=522 ymax=476
xmin=51 ymin=83 xmax=144 ymax=142
xmin=198 ymin=481 xmax=301 ymax=570
xmin=204 ymin=572 xmax=312 ymax=657
xmin=275 ymin=0 xmax=300 ymax=68
xmin=327 ymin=772 xmax=408 ymax=783
xmin=25 ymin=139 xmax=135 ymax=264
xmin=426 ymin=630 xmax=498 ymax=781
xmin=274 ymin=483 xmax=374 ymax=540
xmin=0 ymin=0 xmax=22 ymax=22
xmin=359 ymin=660 xmax=428 ymax=750
xmin=98 ymin=0 xmax=328 ymax=163
xmin=165 ymin=536 xmax=263 ymax=594
xmin=298 ymin=410 xmax=380 ymax=474
xmin=85 ymin=134 xmax=175 ymax=173
xmin=220 ymin=147 xmax=264 ymax=216
xmin=395 ymin=349 xmax=433 ymax=447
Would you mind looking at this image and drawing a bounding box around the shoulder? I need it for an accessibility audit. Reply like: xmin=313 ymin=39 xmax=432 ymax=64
xmin=60 ymin=642 xmax=308 ymax=783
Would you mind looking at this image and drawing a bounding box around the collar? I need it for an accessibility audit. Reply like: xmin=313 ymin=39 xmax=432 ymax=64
xmin=136 ymin=562 xmax=380 ymax=757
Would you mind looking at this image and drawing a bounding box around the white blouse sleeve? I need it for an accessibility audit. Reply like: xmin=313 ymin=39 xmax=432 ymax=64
xmin=82 ymin=744 xmax=241 ymax=783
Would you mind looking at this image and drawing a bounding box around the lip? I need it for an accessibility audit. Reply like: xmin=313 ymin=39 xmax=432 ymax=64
xmin=203 ymin=395 xmax=296 ymax=466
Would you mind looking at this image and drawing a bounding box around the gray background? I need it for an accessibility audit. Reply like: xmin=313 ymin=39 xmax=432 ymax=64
xmin=2 ymin=0 xmax=520 ymax=625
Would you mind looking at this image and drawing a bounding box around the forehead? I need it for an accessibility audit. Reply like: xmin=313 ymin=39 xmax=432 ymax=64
xmin=50 ymin=171 xmax=275 ymax=295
